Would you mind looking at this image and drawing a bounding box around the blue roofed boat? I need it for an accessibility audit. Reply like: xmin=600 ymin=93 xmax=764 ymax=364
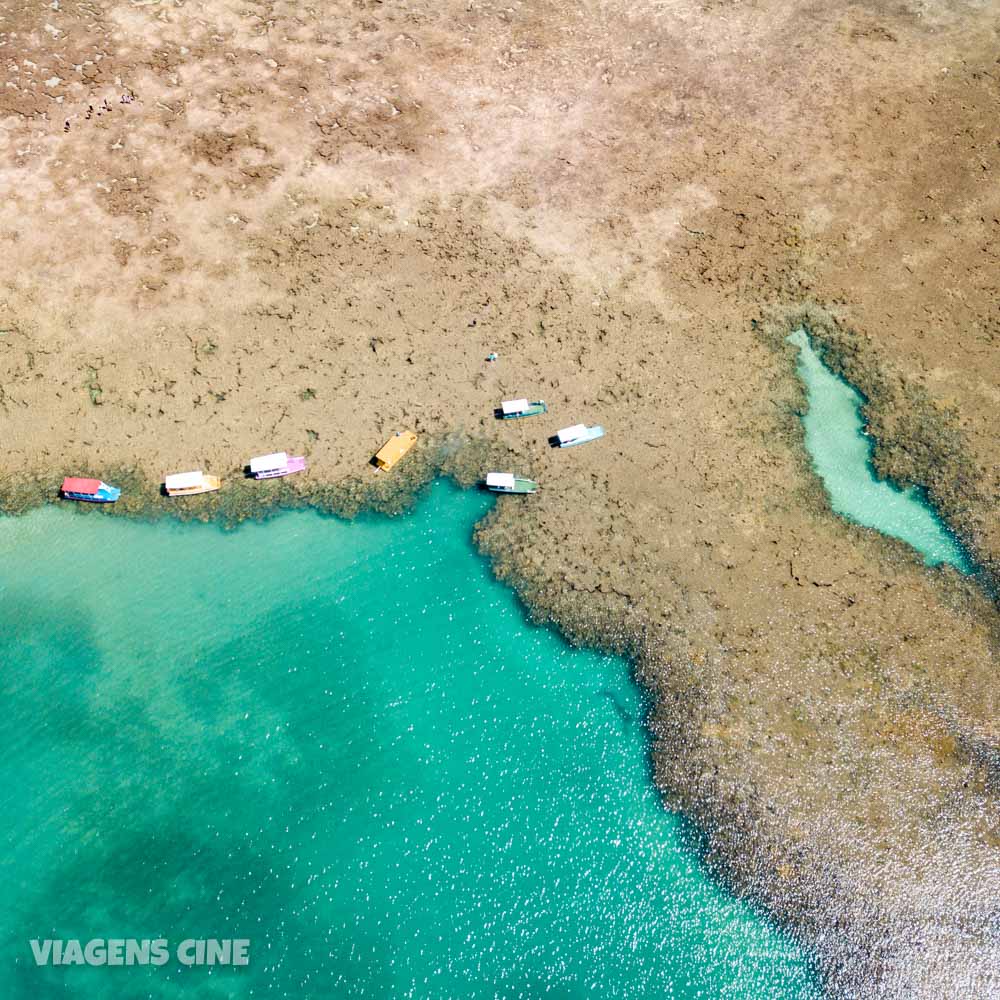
xmin=61 ymin=477 xmax=121 ymax=503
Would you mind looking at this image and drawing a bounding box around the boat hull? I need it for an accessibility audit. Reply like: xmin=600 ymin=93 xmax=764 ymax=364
xmin=502 ymin=402 xmax=548 ymax=419
xmin=61 ymin=479 xmax=121 ymax=502
xmin=487 ymin=477 xmax=538 ymax=495
xmin=166 ymin=476 xmax=222 ymax=497
xmin=63 ymin=489 xmax=120 ymax=503
xmin=558 ymin=426 xmax=605 ymax=448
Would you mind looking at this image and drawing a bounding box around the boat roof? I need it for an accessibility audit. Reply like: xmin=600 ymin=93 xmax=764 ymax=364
xmin=501 ymin=398 xmax=529 ymax=414
xmin=249 ymin=452 xmax=288 ymax=473
xmin=557 ymin=424 xmax=586 ymax=442
xmin=375 ymin=431 xmax=417 ymax=463
xmin=165 ymin=471 xmax=205 ymax=490
xmin=486 ymin=472 xmax=516 ymax=489
xmin=62 ymin=477 xmax=102 ymax=493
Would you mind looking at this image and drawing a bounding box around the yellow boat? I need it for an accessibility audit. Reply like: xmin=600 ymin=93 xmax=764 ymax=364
xmin=164 ymin=470 xmax=222 ymax=496
xmin=373 ymin=431 xmax=417 ymax=472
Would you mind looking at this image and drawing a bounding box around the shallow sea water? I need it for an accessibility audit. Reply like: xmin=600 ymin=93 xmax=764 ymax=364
xmin=0 ymin=481 xmax=819 ymax=997
xmin=789 ymin=328 xmax=969 ymax=571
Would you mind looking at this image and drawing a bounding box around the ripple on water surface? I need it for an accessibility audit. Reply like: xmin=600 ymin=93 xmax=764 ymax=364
xmin=0 ymin=481 xmax=819 ymax=998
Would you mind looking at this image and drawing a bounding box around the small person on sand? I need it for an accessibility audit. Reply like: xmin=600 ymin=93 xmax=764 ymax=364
xmin=486 ymin=352 xmax=498 ymax=363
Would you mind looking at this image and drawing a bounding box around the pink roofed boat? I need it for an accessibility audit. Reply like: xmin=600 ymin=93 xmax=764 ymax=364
xmin=249 ymin=452 xmax=307 ymax=480
xmin=61 ymin=477 xmax=121 ymax=503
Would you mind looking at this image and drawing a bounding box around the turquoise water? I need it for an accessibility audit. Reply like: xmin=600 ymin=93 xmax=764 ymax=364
xmin=0 ymin=482 xmax=819 ymax=998
xmin=789 ymin=329 xmax=969 ymax=571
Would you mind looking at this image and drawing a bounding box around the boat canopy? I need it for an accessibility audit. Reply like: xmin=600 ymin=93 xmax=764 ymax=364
xmin=250 ymin=452 xmax=288 ymax=474
xmin=374 ymin=431 xmax=417 ymax=470
xmin=486 ymin=472 xmax=516 ymax=490
xmin=501 ymin=399 xmax=529 ymax=415
xmin=62 ymin=477 xmax=101 ymax=493
xmin=165 ymin=471 xmax=205 ymax=491
xmin=557 ymin=424 xmax=586 ymax=443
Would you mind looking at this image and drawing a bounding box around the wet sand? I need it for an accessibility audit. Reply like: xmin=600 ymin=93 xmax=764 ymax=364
xmin=1 ymin=1 xmax=998 ymax=995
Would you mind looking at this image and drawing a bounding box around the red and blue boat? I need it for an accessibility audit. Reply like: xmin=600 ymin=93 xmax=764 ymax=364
xmin=61 ymin=477 xmax=121 ymax=503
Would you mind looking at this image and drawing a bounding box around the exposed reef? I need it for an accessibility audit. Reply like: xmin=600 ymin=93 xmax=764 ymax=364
xmin=2 ymin=0 xmax=999 ymax=994
xmin=0 ymin=432 xmax=517 ymax=526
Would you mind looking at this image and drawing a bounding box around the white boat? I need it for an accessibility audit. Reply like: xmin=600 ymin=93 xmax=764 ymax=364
xmin=164 ymin=470 xmax=222 ymax=497
xmin=556 ymin=424 xmax=605 ymax=448
xmin=485 ymin=472 xmax=538 ymax=494
xmin=500 ymin=398 xmax=547 ymax=419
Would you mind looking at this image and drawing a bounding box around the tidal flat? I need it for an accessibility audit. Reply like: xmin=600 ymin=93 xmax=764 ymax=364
xmin=1 ymin=0 xmax=999 ymax=996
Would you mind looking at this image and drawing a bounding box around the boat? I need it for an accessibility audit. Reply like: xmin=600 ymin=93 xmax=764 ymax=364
xmin=249 ymin=452 xmax=307 ymax=479
xmin=499 ymin=398 xmax=548 ymax=419
xmin=556 ymin=424 xmax=605 ymax=448
xmin=373 ymin=430 xmax=417 ymax=472
xmin=164 ymin=470 xmax=222 ymax=497
xmin=61 ymin=477 xmax=121 ymax=503
xmin=485 ymin=472 xmax=538 ymax=494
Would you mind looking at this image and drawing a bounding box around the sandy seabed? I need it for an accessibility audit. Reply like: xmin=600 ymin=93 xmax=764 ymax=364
xmin=1 ymin=1 xmax=999 ymax=996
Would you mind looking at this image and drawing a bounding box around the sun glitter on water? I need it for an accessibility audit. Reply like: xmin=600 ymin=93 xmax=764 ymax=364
xmin=0 ymin=481 xmax=819 ymax=998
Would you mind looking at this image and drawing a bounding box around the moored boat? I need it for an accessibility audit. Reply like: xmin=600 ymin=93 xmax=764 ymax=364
xmin=249 ymin=452 xmax=307 ymax=479
xmin=499 ymin=398 xmax=547 ymax=419
xmin=373 ymin=431 xmax=417 ymax=472
xmin=164 ymin=470 xmax=222 ymax=497
xmin=485 ymin=472 xmax=538 ymax=494
xmin=556 ymin=424 xmax=605 ymax=448
xmin=61 ymin=477 xmax=121 ymax=503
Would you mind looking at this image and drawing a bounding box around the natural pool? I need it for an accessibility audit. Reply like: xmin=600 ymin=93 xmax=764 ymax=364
xmin=789 ymin=328 xmax=969 ymax=571
xmin=0 ymin=481 xmax=819 ymax=997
